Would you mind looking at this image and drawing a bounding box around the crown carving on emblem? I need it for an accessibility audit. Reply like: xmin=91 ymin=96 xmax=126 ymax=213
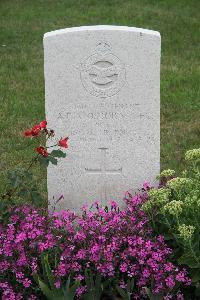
xmin=96 ymin=41 xmax=111 ymax=53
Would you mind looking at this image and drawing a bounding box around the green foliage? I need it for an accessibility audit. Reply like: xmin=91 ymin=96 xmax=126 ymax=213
xmin=51 ymin=149 xmax=67 ymax=158
xmin=83 ymin=269 xmax=105 ymax=300
xmin=4 ymin=168 xmax=43 ymax=206
xmin=116 ymin=278 xmax=135 ymax=300
xmin=35 ymin=254 xmax=79 ymax=300
xmin=38 ymin=150 xmax=66 ymax=167
xmin=144 ymin=288 xmax=163 ymax=300
xmin=143 ymin=149 xmax=200 ymax=292
xmin=0 ymin=197 xmax=11 ymax=225
xmin=0 ymin=141 xmax=66 ymax=211
xmin=38 ymin=155 xmax=57 ymax=167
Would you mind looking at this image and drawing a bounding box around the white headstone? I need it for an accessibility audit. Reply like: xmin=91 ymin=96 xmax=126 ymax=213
xmin=44 ymin=25 xmax=161 ymax=211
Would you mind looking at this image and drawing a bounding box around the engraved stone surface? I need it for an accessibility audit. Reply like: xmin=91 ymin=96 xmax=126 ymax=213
xmin=80 ymin=42 xmax=126 ymax=98
xmin=44 ymin=25 xmax=161 ymax=211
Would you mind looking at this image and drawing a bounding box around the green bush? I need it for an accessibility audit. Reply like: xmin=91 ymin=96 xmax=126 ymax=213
xmin=142 ymin=148 xmax=200 ymax=297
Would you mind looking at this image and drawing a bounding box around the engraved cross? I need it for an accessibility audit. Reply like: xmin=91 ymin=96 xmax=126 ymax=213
xmin=85 ymin=147 xmax=122 ymax=201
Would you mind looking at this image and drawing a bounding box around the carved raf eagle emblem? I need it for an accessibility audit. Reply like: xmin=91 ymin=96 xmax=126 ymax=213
xmin=80 ymin=42 xmax=126 ymax=98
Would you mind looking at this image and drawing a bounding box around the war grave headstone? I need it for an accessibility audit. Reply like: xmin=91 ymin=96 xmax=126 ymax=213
xmin=44 ymin=25 xmax=161 ymax=210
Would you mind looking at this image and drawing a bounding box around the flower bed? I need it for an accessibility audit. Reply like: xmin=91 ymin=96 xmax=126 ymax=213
xmin=0 ymin=198 xmax=191 ymax=299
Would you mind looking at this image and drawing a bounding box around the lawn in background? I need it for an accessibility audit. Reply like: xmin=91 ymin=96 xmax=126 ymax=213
xmin=0 ymin=0 xmax=199 ymax=197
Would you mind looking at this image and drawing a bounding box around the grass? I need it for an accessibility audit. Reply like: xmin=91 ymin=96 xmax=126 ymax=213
xmin=0 ymin=0 xmax=199 ymax=197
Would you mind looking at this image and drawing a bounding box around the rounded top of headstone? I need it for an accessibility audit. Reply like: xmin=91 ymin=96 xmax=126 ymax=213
xmin=43 ymin=25 xmax=160 ymax=40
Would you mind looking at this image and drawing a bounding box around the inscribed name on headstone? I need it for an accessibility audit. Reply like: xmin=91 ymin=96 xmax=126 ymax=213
xmin=44 ymin=25 xmax=161 ymax=211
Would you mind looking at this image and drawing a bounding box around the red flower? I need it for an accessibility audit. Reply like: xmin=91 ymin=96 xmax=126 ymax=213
xmin=39 ymin=120 xmax=47 ymax=129
xmin=24 ymin=129 xmax=33 ymax=137
xmin=31 ymin=124 xmax=41 ymax=136
xmin=24 ymin=120 xmax=47 ymax=137
xmin=58 ymin=137 xmax=69 ymax=148
xmin=36 ymin=146 xmax=49 ymax=157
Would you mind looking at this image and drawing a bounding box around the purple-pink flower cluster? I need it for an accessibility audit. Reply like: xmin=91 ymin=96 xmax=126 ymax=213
xmin=0 ymin=194 xmax=191 ymax=299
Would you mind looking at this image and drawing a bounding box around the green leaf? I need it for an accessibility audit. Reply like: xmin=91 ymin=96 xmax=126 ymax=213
xmin=83 ymin=270 xmax=103 ymax=300
xmin=48 ymin=156 xmax=58 ymax=165
xmin=62 ymin=275 xmax=80 ymax=300
xmin=85 ymin=269 xmax=94 ymax=290
xmin=51 ymin=149 xmax=66 ymax=158
xmin=144 ymin=288 xmax=163 ymax=300
xmin=38 ymin=278 xmax=55 ymax=300
xmin=127 ymin=279 xmax=131 ymax=293
xmin=191 ymin=269 xmax=200 ymax=283
xmin=7 ymin=170 xmax=23 ymax=188
xmin=67 ymin=281 xmax=80 ymax=299
xmin=32 ymin=272 xmax=39 ymax=285
xmin=178 ymin=253 xmax=199 ymax=268
xmin=195 ymin=286 xmax=200 ymax=297
xmin=38 ymin=156 xmax=49 ymax=167
xmin=18 ymin=189 xmax=29 ymax=198
xmin=116 ymin=286 xmax=129 ymax=300
xmin=44 ymin=255 xmax=56 ymax=291
xmin=37 ymin=260 xmax=79 ymax=300
xmin=65 ymin=274 xmax=71 ymax=293
xmin=30 ymin=190 xmax=43 ymax=206
xmin=130 ymin=278 xmax=135 ymax=291
xmin=163 ymin=233 xmax=174 ymax=241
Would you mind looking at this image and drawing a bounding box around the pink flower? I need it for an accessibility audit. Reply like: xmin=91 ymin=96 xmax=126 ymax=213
xmin=120 ymin=263 xmax=128 ymax=273
xmin=165 ymin=275 xmax=175 ymax=288
xmin=76 ymin=286 xmax=87 ymax=298
xmin=22 ymin=278 xmax=31 ymax=288
xmin=16 ymin=232 xmax=27 ymax=243
xmin=108 ymin=200 xmax=118 ymax=209
xmin=55 ymin=281 xmax=61 ymax=288
xmin=177 ymin=293 xmax=184 ymax=300
xmin=176 ymin=270 xmax=187 ymax=282
xmin=143 ymin=181 xmax=151 ymax=190
xmin=74 ymin=274 xmax=84 ymax=281
xmin=0 ymin=196 xmax=191 ymax=299
xmin=164 ymin=262 xmax=174 ymax=272
xmin=16 ymin=272 xmax=24 ymax=279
